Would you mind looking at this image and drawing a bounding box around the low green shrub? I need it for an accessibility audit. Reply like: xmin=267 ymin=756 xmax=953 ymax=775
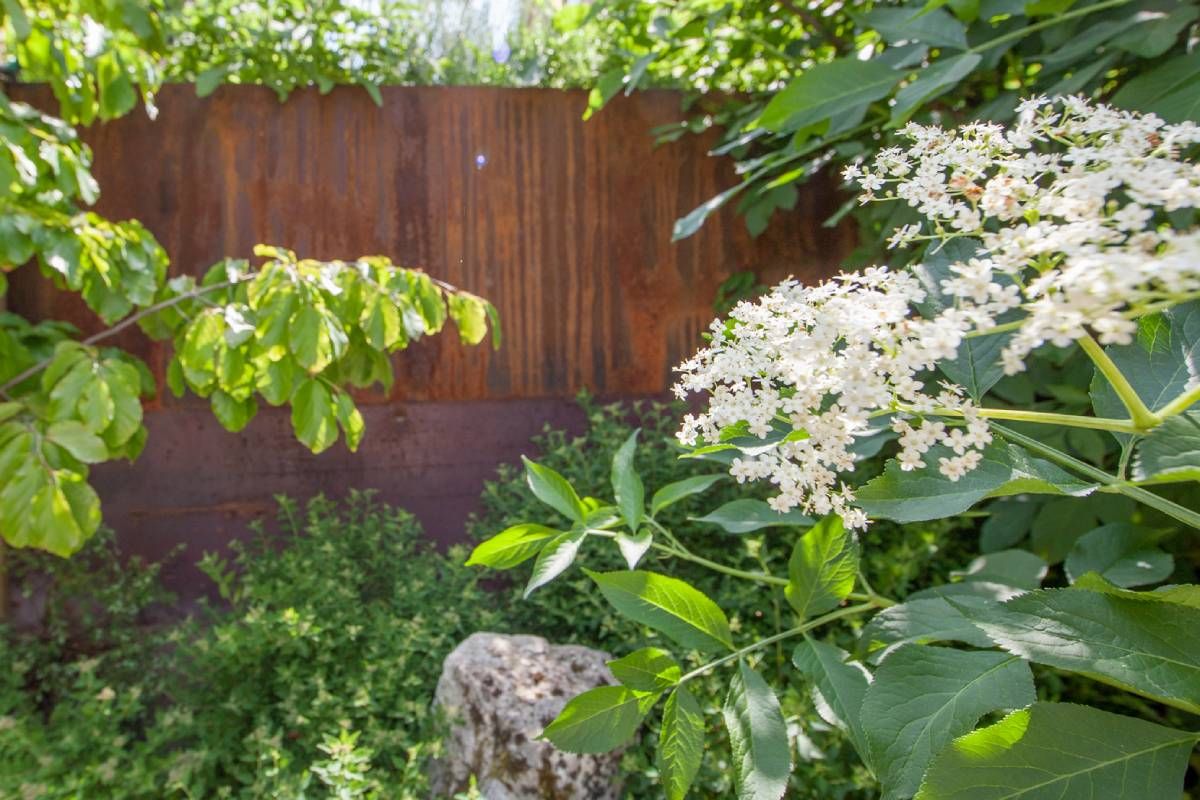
xmin=0 ymin=493 xmax=500 ymax=799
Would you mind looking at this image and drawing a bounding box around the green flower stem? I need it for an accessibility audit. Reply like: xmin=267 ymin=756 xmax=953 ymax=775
xmin=1077 ymin=334 xmax=1161 ymax=430
xmin=931 ymin=405 xmax=1140 ymax=434
xmin=646 ymin=517 xmax=694 ymax=556
xmin=854 ymin=570 xmax=896 ymax=608
xmin=1156 ymin=384 xmax=1200 ymax=420
xmin=652 ymin=542 xmax=789 ymax=587
xmin=0 ymin=279 xmax=238 ymax=397
xmin=678 ymin=602 xmax=879 ymax=684
xmin=992 ymin=423 xmax=1200 ymax=531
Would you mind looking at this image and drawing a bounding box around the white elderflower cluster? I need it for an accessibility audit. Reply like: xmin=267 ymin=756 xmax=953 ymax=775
xmin=846 ymin=95 xmax=1200 ymax=371
xmin=676 ymin=97 xmax=1199 ymax=525
xmin=675 ymin=269 xmax=988 ymax=528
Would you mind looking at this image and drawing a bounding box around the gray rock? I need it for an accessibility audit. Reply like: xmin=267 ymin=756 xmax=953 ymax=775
xmin=429 ymin=632 xmax=626 ymax=799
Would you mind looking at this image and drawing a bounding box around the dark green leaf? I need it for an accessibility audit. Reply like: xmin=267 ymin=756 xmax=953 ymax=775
xmin=759 ymin=57 xmax=902 ymax=133
xmin=1133 ymin=411 xmax=1200 ymax=484
xmin=792 ymin=638 xmax=871 ymax=760
xmin=950 ymin=549 xmax=1046 ymax=590
xmin=956 ymin=587 xmax=1200 ymax=713
xmin=862 ymin=646 xmax=1035 ymax=799
xmin=1065 ymin=523 xmax=1174 ymax=588
xmin=858 ymin=443 xmax=1094 ymax=523
xmin=861 ymin=596 xmax=998 ymax=663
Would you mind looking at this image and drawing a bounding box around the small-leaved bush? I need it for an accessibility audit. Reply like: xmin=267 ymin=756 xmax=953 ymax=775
xmin=0 ymin=492 xmax=502 ymax=799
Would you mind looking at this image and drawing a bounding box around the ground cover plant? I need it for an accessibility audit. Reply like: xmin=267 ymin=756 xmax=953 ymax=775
xmin=470 ymin=96 xmax=1200 ymax=798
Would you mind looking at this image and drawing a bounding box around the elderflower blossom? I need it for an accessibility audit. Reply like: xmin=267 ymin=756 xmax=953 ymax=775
xmin=674 ymin=269 xmax=992 ymax=528
xmin=676 ymin=97 xmax=1200 ymax=526
xmin=848 ymin=95 xmax=1200 ymax=371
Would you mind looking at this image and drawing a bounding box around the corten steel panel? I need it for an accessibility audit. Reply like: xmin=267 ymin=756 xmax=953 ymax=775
xmin=7 ymin=85 xmax=852 ymax=596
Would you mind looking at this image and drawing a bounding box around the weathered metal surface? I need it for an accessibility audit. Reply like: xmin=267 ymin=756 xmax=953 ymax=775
xmin=8 ymin=85 xmax=850 ymax=594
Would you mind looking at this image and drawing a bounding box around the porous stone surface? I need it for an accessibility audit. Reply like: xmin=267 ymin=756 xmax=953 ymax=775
xmin=429 ymin=632 xmax=625 ymax=799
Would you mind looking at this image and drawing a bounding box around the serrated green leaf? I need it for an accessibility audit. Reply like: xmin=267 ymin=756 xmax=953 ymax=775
xmin=791 ymin=638 xmax=871 ymax=761
xmin=723 ymin=661 xmax=791 ymax=800
xmin=691 ymin=498 xmax=814 ymax=534
xmin=890 ymin=52 xmax=982 ymax=126
xmin=334 ymin=392 xmax=364 ymax=452
xmin=447 ymin=292 xmax=488 ymax=345
xmin=863 ymin=5 xmax=968 ymax=49
xmin=658 ymin=685 xmax=705 ymax=800
xmin=956 ymin=587 xmax=1200 ymax=713
xmin=860 ymin=596 xmax=999 ymax=663
xmin=587 ymin=569 xmax=733 ymax=653
xmin=915 ymin=703 xmax=1196 ymax=800
xmin=541 ymin=685 xmax=654 ymax=754
xmin=210 ymin=390 xmax=257 ymax=433
xmin=1112 ymin=51 xmax=1200 ymax=123
xmin=612 ymin=429 xmax=644 ymax=531
xmin=466 ymin=523 xmax=559 ymax=569
xmin=523 ymin=456 xmax=585 ymax=524
xmin=785 ymin=514 xmax=858 ymax=619
xmin=651 ymin=474 xmax=726 ymax=516
xmin=862 ymin=646 xmax=1035 ymax=800
xmin=608 ymin=647 xmax=681 ymax=692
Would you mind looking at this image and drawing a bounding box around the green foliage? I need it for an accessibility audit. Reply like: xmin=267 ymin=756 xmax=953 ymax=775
xmin=859 ymin=647 xmax=1035 ymax=799
xmin=467 ymin=398 xmax=983 ymax=798
xmin=579 ymin=0 xmax=1199 ymax=245
xmin=471 ymin=384 xmax=1200 ymax=797
xmin=915 ymin=703 xmax=1197 ymax=799
xmin=0 ymin=2 xmax=499 ymax=557
xmin=1 ymin=245 xmax=496 ymax=556
xmin=2 ymin=0 xmax=609 ymax=100
xmin=723 ymin=661 xmax=791 ymax=800
xmin=0 ymin=493 xmax=505 ymax=798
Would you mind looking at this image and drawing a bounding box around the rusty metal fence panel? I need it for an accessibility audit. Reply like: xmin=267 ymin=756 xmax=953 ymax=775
xmin=8 ymin=84 xmax=850 ymax=593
